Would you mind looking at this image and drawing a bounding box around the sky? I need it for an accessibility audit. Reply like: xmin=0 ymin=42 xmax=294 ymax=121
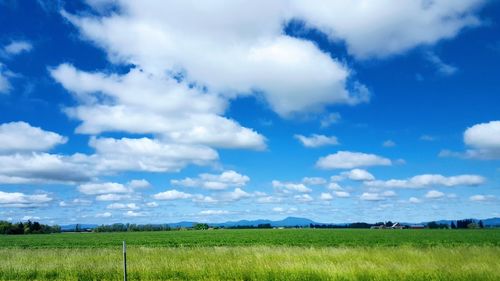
xmin=0 ymin=0 xmax=499 ymax=225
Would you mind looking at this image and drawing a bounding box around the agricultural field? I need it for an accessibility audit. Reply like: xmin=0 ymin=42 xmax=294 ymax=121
xmin=1 ymin=229 xmax=499 ymax=280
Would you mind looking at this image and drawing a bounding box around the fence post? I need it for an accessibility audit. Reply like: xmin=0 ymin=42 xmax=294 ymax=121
xmin=123 ymin=241 xmax=127 ymax=281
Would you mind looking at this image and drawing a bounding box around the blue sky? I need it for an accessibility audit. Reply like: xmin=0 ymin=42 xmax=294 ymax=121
xmin=0 ymin=0 xmax=499 ymax=225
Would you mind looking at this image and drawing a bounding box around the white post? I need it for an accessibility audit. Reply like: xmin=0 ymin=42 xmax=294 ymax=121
xmin=123 ymin=241 xmax=127 ymax=281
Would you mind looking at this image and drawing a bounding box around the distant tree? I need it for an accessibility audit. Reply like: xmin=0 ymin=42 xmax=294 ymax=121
xmin=75 ymin=224 xmax=81 ymax=232
xmin=451 ymin=222 xmax=457 ymax=229
xmin=479 ymin=220 xmax=484 ymax=228
xmin=194 ymin=223 xmax=209 ymax=230
xmin=257 ymin=223 xmax=272 ymax=229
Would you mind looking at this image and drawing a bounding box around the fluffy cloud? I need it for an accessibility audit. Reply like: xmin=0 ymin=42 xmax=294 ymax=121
xmin=95 ymin=212 xmax=112 ymax=218
xmin=425 ymin=190 xmax=445 ymax=199
xmin=221 ymin=188 xmax=252 ymax=202
xmin=294 ymin=134 xmax=339 ymax=148
xmin=61 ymin=2 xmax=370 ymax=118
xmin=199 ymin=210 xmax=229 ymax=215
xmin=291 ymin=0 xmax=485 ymax=58
xmin=272 ymin=180 xmax=312 ymax=193
xmin=319 ymin=192 xmax=333 ymax=201
xmin=171 ymin=170 xmax=249 ymax=190
xmin=360 ymin=192 xmax=385 ymax=201
xmin=334 ymin=191 xmax=350 ymax=198
xmin=302 ymin=177 xmax=327 ymax=185
xmin=0 ymin=191 xmax=52 ymax=207
xmin=408 ymin=197 xmax=421 ymax=204
xmin=153 ymin=189 xmax=192 ymax=200
xmin=78 ymin=182 xmax=129 ymax=195
xmin=316 ymin=151 xmax=392 ymax=169
xmin=87 ymin=137 xmax=218 ymax=173
xmin=366 ymin=174 xmax=485 ymax=189
xmin=127 ymin=179 xmax=151 ymax=189
xmin=469 ymin=194 xmax=495 ymax=202
xmin=107 ymin=203 xmax=140 ymax=210
xmin=294 ymin=194 xmax=313 ymax=202
xmin=0 ymin=122 xmax=67 ymax=153
xmin=51 ymin=64 xmax=266 ymax=150
xmin=95 ymin=194 xmax=132 ymax=201
xmin=124 ymin=210 xmax=146 ymax=217
xmin=463 ymin=121 xmax=500 ymax=159
xmin=341 ymin=169 xmax=375 ymax=181
xmin=0 ymin=153 xmax=93 ymax=184
xmin=3 ymin=40 xmax=32 ymax=55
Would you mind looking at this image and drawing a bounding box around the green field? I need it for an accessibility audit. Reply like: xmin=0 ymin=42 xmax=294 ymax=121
xmin=1 ymin=229 xmax=499 ymax=280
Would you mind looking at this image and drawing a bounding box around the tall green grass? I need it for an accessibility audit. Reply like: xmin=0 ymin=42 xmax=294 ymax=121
xmin=0 ymin=246 xmax=498 ymax=280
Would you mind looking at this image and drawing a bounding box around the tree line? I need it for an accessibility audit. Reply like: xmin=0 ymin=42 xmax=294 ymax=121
xmin=0 ymin=220 xmax=61 ymax=235
xmin=93 ymin=223 xmax=172 ymax=232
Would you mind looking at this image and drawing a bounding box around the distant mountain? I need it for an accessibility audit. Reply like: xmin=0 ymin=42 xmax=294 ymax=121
xmin=60 ymin=224 xmax=99 ymax=231
xmin=59 ymin=217 xmax=500 ymax=230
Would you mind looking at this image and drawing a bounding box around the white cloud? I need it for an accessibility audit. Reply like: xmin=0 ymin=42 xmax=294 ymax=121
xmin=320 ymin=112 xmax=341 ymax=128
xmin=316 ymin=151 xmax=392 ymax=169
xmin=294 ymin=194 xmax=313 ymax=202
xmin=366 ymin=174 xmax=485 ymax=189
xmin=95 ymin=212 xmax=112 ymax=218
xmin=0 ymin=122 xmax=67 ymax=153
xmin=145 ymin=202 xmax=159 ymax=208
xmin=199 ymin=210 xmax=229 ymax=215
xmin=425 ymin=52 xmax=458 ymax=76
xmin=153 ymin=189 xmax=192 ymax=201
xmin=408 ymin=197 xmax=421 ymax=204
xmin=291 ymin=0 xmax=485 ymax=59
xmin=334 ymin=191 xmax=350 ymax=198
xmin=272 ymin=180 xmax=312 ymax=193
xmin=256 ymin=196 xmax=281 ymax=204
xmin=272 ymin=207 xmax=285 ymax=212
xmin=88 ymin=137 xmax=219 ymax=173
xmin=127 ymin=179 xmax=151 ymax=189
xmin=107 ymin=203 xmax=140 ymax=210
xmin=95 ymin=194 xmax=132 ymax=201
xmin=319 ymin=192 xmax=333 ymax=201
xmin=327 ymin=182 xmax=343 ymax=191
xmin=294 ymin=134 xmax=339 ymax=148
xmin=469 ymin=194 xmax=495 ymax=202
xmin=124 ymin=210 xmax=146 ymax=217
xmin=0 ymin=153 xmax=93 ymax=184
xmin=78 ymin=182 xmax=129 ymax=195
xmin=221 ymin=188 xmax=251 ymax=202
xmin=360 ymin=192 xmax=384 ymax=201
xmin=3 ymin=40 xmax=33 ymax=55
xmin=171 ymin=170 xmax=250 ymax=190
xmin=425 ymin=190 xmax=445 ymax=199
xmin=382 ymin=190 xmax=397 ymax=197
xmin=341 ymin=169 xmax=375 ymax=181
xmin=59 ymin=199 xmax=92 ymax=207
xmin=22 ymin=216 xmax=40 ymax=221
xmin=382 ymin=140 xmax=396 ymax=147
xmin=51 ymin=64 xmax=266 ymax=150
xmin=302 ymin=177 xmax=326 ymax=185
xmin=463 ymin=121 xmax=500 ymax=159
xmin=0 ymin=191 xmax=52 ymax=207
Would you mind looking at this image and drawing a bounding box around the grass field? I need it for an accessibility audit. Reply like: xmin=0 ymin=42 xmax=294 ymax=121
xmin=1 ymin=229 xmax=499 ymax=280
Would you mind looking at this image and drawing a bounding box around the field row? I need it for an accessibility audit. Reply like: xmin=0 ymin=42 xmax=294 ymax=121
xmin=1 ymin=229 xmax=499 ymax=248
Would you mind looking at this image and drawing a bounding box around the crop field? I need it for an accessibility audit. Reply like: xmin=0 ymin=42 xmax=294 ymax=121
xmin=1 ymin=229 xmax=499 ymax=280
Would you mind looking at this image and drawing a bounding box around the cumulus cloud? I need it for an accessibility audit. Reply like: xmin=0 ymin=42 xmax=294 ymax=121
xmin=463 ymin=121 xmax=500 ymax=159
xmin=3 ymin=40 xmax=33 ymax=55
xmin=272 ymin=180 xmax=312 ymax=193
xmin=199 ymin=210 xmax=229 ymax=215
xmin=0 ymin=122 xmax=67 ymax=153
xmin=145 ymin=202 xmax=159 ymax=208
xmin=319 ymin=192 xmax=333 ymax=201
xmin=124 ymin=210 xmax=146 ymax=217
xmin=294 ymin=134 xmax=339 ymax=148
xmin=153 ymin=189 xmax=192 ymax=200
xmin=469 ymin=194 xmax=495 ymax=202
xmin=316 ymin=151 xmax=392 ymax=169
xmin=221 ymin=188 xmax=252 ymax=202
xmin=95 ymin=194 xmax=132 ymax=201
xmin=78 ymin=182 xmax=129 ymax=195
xmin=341 ymin=169 xmax=375 ymax=181
xmin=107 ymin=203 xmax=140 ymax=210
xmin=127 ymin=179 xmax=151 ymax=189
xmin=366 ymin=174 xmax=485 ymax=189
xmin=291 ymin=0 xmax=485 ymax=58
xmin=294 ymin=194 xmax=313 ymax=202
xmin=171 ymin=170 xmax=250 ymax=190
xmin=425 ymin=190 xmax=445 ymax=199
xmin=302 ymin=177 xmax=327 ymax=185
xmin=95 ymin=212 xmax=112 ymax=218
xmin=334 ymin=191 xmax=350 ymax=198
xmin=360 ymin=192 xmax=385 ymax=201
xmin=408 ymin=197 xmax=421 ymax=204
xmin=0 ymin=153 xmax=94 ymax=184
xmin=0 ymin=191 xmax=52 ymax=207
